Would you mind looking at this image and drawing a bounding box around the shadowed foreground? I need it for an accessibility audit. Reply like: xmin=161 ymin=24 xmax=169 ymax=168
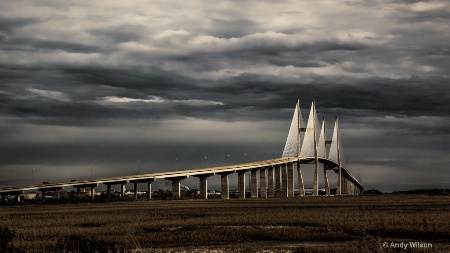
xmin=1 ymin=195 xmax=449 ymax=252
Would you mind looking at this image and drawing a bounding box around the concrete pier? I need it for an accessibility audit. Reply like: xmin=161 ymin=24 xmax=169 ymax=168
xmin=274 ymin=166 xmax=281 ymax=197
xmin=219 ymin=172 xmax=231 ymax=199
xmin=238 ymin=170 xmax=247 ymax=199
xmin=337 ymin=167 xmax=342 ymax=195
xmin=38 ymin=187 xmax=63 ymax=201
xmin=199 ymin=176 xmax=208 ymax=199
xmin=251 ymin=169 xmax=258 ymax=198
xmin=267 ymin=166 xmax=274 ymax=197
xmin=90 ymin=186 xmax=95 ymax=200
xmin=172 ymin=179 xmax=181 ymax=198
xmin=324 ymin=166 xmax=330 ymax=196
xmin=129 ymin=178 xmax=154 ymax=200
xmin=281 ymin=164 xmax=287 ymax=197
xmin=287 ymin=163 xmax=294 ymax=197
xmin=168 ymin=177 xmax=187 ymax=198
xmin=297 ymin=163 xmax=305 ymax=197
xmin=104 ymin=180 xmax=128 ymax=200
xmin=313 ymin=163 xmax=319 ymax=196
xmin=194 ymin=174 xmax=213 ymax=199
xmin=147 ymin=181 xmax=152 ymax=199
xmin=106 ymin=184 xmax=112 ymax=199
xmin=259 ymin=167 xmax=267 ymax=198
xmin=133 ymin=182 xmax=138 ymax=200
xmin=120 ymin=183 xmax=126 ymax=198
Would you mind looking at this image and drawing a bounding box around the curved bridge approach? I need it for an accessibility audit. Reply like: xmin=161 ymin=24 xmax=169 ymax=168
xmin=0 ymin=99 xmax=363 ymax=201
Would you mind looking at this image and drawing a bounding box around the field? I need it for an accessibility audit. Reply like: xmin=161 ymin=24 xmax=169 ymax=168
xmin=1 ymin=195 xmax=449 ymax=252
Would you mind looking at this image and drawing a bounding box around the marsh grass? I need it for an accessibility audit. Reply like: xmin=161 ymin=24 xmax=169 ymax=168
xmin=0 ymin=195 xmax=449 ymax=252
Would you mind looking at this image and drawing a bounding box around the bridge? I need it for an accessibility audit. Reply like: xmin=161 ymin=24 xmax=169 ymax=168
xmin=0 ymin=99 xmax=363 ymax=202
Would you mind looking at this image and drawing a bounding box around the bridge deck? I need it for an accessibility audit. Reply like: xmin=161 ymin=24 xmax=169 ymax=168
xmin=0 ymin=156 xmax=362 ymax=194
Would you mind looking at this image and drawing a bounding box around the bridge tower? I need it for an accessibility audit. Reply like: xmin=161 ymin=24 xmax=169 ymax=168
xmin=283 ymin=99 xmax=349 ymax=196
xmin=282 ymin=99 xmax=306 ymax=196
xmin=299 ymin=99 xmax=320 ymax=196
xmin=328 ymin=118 xmax=342 ymax=195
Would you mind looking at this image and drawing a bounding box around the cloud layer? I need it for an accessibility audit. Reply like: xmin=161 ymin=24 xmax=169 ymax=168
xmin=1 ymin=0 xmax=449 ymax=191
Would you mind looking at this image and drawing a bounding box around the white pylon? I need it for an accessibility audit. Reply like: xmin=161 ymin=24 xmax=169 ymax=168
xmin=300 ymin=100 xmax=317 ymax=158
xmin=328 ymin=118 xmax=342 ymax=195
xmin=282 ymin=100 xmax=304 ymax=158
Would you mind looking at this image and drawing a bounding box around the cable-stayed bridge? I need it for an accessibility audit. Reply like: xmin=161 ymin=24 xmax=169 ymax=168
xmin=0 ymin=99 xmax=363 ymax=202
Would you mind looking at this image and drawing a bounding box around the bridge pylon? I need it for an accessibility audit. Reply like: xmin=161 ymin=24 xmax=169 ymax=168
xmin=282 ymin=99 xmax=359 ymax=196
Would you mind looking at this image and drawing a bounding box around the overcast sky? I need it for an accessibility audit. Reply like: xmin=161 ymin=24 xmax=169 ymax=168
xmin=1 ymin=0 xmax=449 ymax=192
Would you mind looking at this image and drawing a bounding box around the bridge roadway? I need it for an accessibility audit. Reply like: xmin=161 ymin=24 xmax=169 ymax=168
xmin=0 ymin=156 xmax=363 ymax=202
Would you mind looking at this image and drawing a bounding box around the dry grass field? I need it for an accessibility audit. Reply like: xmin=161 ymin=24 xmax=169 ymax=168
xmin=1 ymin=195 xmax=449 ymax=252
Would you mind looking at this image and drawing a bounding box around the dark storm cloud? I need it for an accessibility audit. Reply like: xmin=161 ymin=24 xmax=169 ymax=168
xmin=0 ymin=16 xmax=37 ymax=34
xmin=4 ymin=38 xmax=103 ymax=54
xmin=209 ymin=18 xmax=262 ymax=38
xmin=89 ymin=25 xmax=144 ymax=43
xmin=396 ymin=6 xmax=450 ymax=23
xmin=0 ymin=0 xmax=449 ymax=191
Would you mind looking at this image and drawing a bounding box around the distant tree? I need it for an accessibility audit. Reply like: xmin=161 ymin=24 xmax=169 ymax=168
xmin=363 ymin=189 xmax=383 ymax=195
xmin=392 ymin=188 xmax=450 ymax=195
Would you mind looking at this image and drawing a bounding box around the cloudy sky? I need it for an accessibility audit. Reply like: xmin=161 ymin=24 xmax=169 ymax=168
xmin=1 ymin=0 xmax=449 ymax=192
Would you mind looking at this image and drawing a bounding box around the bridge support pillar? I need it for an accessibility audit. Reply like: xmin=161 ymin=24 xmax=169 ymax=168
xmin=259 ymin=167 xmax=267 ymax=198
xmin=201 ymin=177 xmax=208 ymax=199
xmin=14 ymin=194 xmax=20 ymax=203
xmin=238 ymin=171 xmax=247 ymax=199
xmin=199 ymin=176 xmax=209 ymax=199
xmin=313 ymin=163 xmax=319 ymax=196
xmin=297 ymin=162 xmax=305 ymax=197
xmin=106 ymin=184 xmax=112 ymax=199
xmin=287 ymin=163 xmax=294 ymax=197
xmin=173 ymin=180 xmax=181 ymax=198
xmin=267 ymin=166 xmax=274 ymax=198
xmin=90 ymin=186 xmax=95 ymax=200
xmin=194 ymin=174 xmax=214 ymax=199
xmin=220 ymin=173 xmax=231 ymax=199
xmin=251 ymin=169 xmax=258 ymax=198
xmin=104 ymin=180 xmax=128 ymax=200
xmin=129 ymin=179 xmax=154 ymax=200
xmin=168 ymin=177 xmax=187 ymax=199
xmin=337 ymin=167 xmax=342 ymax=196
xmin=133 ymin=182 xmax=138 ymax=200
xmin=40 ymin=190 xmax=46 ymax=201
xmin=274 ymin=166 xmax=281 ymax=197
xmin=147 ymin=181 xmax=152 ymax=199
xmin=89 ymin=186 xmax=95 ymax=200
xmin=324 ymin=166 xmax=330 ymax=196
xmin=281 ymin=164 xmax=288 ymax=197
xmin=121 ymin=183 xmax=126 ymax=198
